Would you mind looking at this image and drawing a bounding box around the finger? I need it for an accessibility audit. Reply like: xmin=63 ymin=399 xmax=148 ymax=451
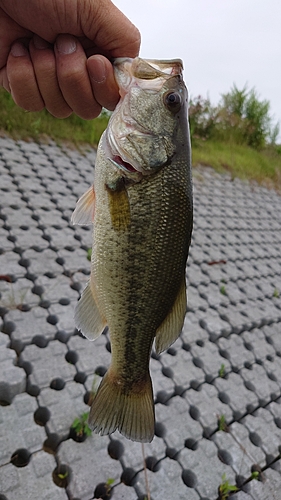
xmin=87 ymin=55 xmax=119 ymax=111
xmin=6 ymin=41 xmax=44 ymax=111
xmin=29 ymin=36 xmax=72 ymax=118
xmin=55 ymin=34 xmax=101 ymax=119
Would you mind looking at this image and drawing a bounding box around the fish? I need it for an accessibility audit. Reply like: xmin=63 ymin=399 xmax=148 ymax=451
xmin=71 ymin=57 xmax=193 ymax=443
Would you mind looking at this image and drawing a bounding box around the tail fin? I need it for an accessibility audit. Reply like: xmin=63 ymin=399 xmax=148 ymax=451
xmin=88 ymin=370 xmax=155 ymax=443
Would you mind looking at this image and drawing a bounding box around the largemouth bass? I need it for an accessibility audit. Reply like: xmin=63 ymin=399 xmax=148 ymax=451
xmin=72 ymin=57 xmax=193 ymax=443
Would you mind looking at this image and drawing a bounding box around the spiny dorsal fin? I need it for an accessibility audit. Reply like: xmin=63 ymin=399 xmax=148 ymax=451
xmin=74 ymin=281 xmax=107 ymax=340
xmin=71 ymin=186 xmax=95 ymax=225
xmin=155 ymin=277 xmax=187 ymax=354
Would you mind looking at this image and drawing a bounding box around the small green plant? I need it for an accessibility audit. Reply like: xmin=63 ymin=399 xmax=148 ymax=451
xmin=71 ymin=412 xmax=92 ymax=437
xmin=219 ymin=364 xmax=225 ymax=378
xmin=220 ymin=285 xmax=227 ymax=295
xmin=218 ymin=414 xmax=228 ymax=432
xmin=218 ymin=473 xmax=239 ymax=499
xmin=251 ymin=471 xmax=259 ymax=480
xmin=273 ymin=288 xmax=279 ymax=298
xmin=87 ymin=248 xmax=92 ymax=261
xmin=58 ymin=471 xmax=69 ymax=479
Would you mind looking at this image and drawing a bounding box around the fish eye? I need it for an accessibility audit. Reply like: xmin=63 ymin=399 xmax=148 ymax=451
xmin=164 ymin=92 xmax=182 ymax=112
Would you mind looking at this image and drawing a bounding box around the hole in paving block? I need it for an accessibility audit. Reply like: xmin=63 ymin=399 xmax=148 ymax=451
xmin=189 ymin=405 xmax=200 ymax=421
xmin=19 ymin=360 xmax=32 ymax=375
xmin=70 ymin=281 xmax=81 ymax=292
xmin=218 ymin=449 xmax=233 ymax=465
xmin=39 ymin=299 xmax=51 ymax=309
xmin=47 ymin=314 xmax=58 ymax=325
xmin=182 ymin=342 xmax=191 ymax=351
xmin=18 ymin=258 xmax=30 ymax=268
xmin=155 ymin=421 xmax=166 ymax=438
xmin=74 ymin=372 xmax=87 ymax=384
xmin=27 ymin=381 xmax=40 ymax=397
xmin=196 ymin=340 xmax=204 ymax=347
xmin=162 ymin=366 xmax=173 ymax=378
xmin=190 ymin=380 xmax=201 ymax=391
xmin=218 ymin=391 xmax=230 ymax=404
xmin=43 ymin=433 xmax=61 ymax=454
xmin=167 ymin=347 xmax=177 ymax=355
xmin=192 ymin=357 xmax=204 ymax=368
xmin=108 ymin=439 xmax=124 ymax=460
xmin=244 ymin=342 xmax=253 ymax=351
xmin=249 ymin=432 xmax=262 ymax=447
xmin=266 ymin=354 xmax=273 ymax=362
xmin=244 ymin=361 xmax=252 ymax=369
xmin=166 ymin=447 xmax=178 ymax=459
xmin=267 ymin=372 xmax=277 ymax=382
xmin=203 ymin=426 xmax=212 ymax=438
xmin=205 ymin=374 xmax=214 ymax=383
xmin=182 ymin=469 xmax=197 ymax=488
xmin=25 ymin=272 xmax=37 ymax=282
xmin=34 ymin=406 xmax=51 ymax=426
xmin=274 ymin=417 xmax=281 ymax=429
xmin=93 ymin=482 xmax=113 ymax=499
xmin=65 ymin=350 xmax=78 ymax=364
xmin=55 ymin=330 xmax=69 ymax=343
xmin=1 ymin=321 xmax=16 ymax=334
xmin=50 ymin=378 xmax=65 ymax=390
xmin=174 ymin=384 xmax=185 ymax=396
xmin=95 ymin=366 xmax=107 ymax=377
xmin=121 ymin=468 xmax=137 ymax=486
xmin=0 ymin=495 xmax=8 ymax=500
xmin=244 ymin=380 xmax=255 ymax=392
xmin=185 ymin=438 xmax=198 ymax=450
xmin=105 ymin=341 xmax=111 ymax=353
xmin=145 ymin=456 xmax=161 ymax=472
xmin=84 ymin=391 xmax=95 ymax=406
xmin=32 ymin=335 xmax=48 ymax=348
xmin=56 ymin=257 xmax=65 ymax=266
xmin=32 ymin=285 xmax=44 ymax=296
xmin=59 ymin=297 xmax=70 ymax=305
xmin=156 ymin=390 xmax=170 ymax=405
xmin=11 ymin=448 xmax=31 ymax=467
xmin=52 ymin=464 xmax=72 ymax=488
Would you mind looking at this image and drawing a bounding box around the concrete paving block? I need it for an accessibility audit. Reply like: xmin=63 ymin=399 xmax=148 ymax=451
xmin=242 ymin=408 xmax=281 ymax=458
xmin=178 ymin=439 xmax=235 ymax=500
xmin=191 ymin=341 xmax=231 ymax=381
xmin=155 ymin=395 xmax=202 ymax=450
xmin=24 ymin=247 xmax=63 ymax=276
xmin=10 ymin=227 xmax=48 ymax=250
xmin=0 ymin=340 xmax=26 ymax=403
xmin=150 ymin=357 xmax=175 ymax=401
xmin=0 ymin=251 xmax=25 ymax=277
xmin=135 ymin=457 xmax=201 ymax=500
xmin=0 ymin=227 xmax=15 ymax=251
xmin=159 ymin=346 xmax=205 ymax=390
xmin=219 ymin=334 xmax=255 ymax=369
xmin=20 ymin=340 xmax=77 ymax=389
xmin=0 ymin=451 xmax=68 ymax=500
xmin=57 ymin=247 xmax=91 ymax=274
xmin=117 ymin=433 xmax=165 ymax=473
xmin=57 ymin=435 xmax=121 ymax=500
xmin=187 ymin=285 xmax=209 ymax=311
xmin=215 ymin=372 xmax=259 ymax=419
xmin=242 ymin=328 xmax=276 ymax=362
xmin=240 ymin=364 xmax=280 ymax=405
xmin=185 ymin=384 xmax=232 ymax=436
xmin=212 ymin=427 xmax=264 ymax=477
xmin=48 ymin=302 xmax=76 ymax=332
xmin=34 ymin=273 xmax=79 ymax=303
xmin=8 ymin=306 xmax=57 ymax=344
xmin=263 ymin=324 xmax=281 ymax=353
xmin=181 ymin=313 xmax=209 ymax=345
xmin=231 ymin=491 xmax=254 ymax=500
xmin=0 ymin=393 xmax=46 ymax=466
xmin=68 ymin=333 xmax=110 ymax=375
xmin=199 ymin=309 xmax=232 ymax=340
xmin=245 ymin=467 xmax=281 ymax=500
xmin=39 ymin=380 xmax=88 ymax=436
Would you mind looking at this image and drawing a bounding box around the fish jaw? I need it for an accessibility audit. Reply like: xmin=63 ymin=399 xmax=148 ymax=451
xmin=104 ymin=57 xmax=189 ymax=178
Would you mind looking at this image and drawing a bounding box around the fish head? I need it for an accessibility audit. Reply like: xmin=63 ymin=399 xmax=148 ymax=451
xmin=105 ymin=57 xmax=189 ymax=179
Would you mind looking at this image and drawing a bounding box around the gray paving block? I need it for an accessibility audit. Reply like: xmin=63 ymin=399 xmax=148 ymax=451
xmin=199 ymin=308 xmax=232 ymax=340
xmin=39 ymin=380 xmax=88 ymax=436
xmin=0 ymin=332 xmax=26 ymax=404
xmin=68 ymin=333 xmax=110 ymax=375
xmin=178 ymin=438 xmax=235 ymax=500
xmin=8 ymin=306 xmax=57 ymax=344
xmin=245 ymin=467 xmax=281 ymax=500
xmin=48 ymin=302 xmax=76 ymax=332
xmin=151 ymin=357 xmax=175 ymax=400
xmin=217 ymin=334 xmax=255 ymax=371
xmin=240 ymin=364 xmax=280 ymax=405
xmin=155 ymin=395 xmax=202 ymax=450
xmin=0 ymin=277 xmax=39 ymax=309
xmin=242 ymin=328 xmax=276 ymax=362
xmin=0 ymin=452 xmax=68 ymax=500
xmin=24 ymin=248 xmax=64 ymax=277
xmin=34 ymin=273 xmax=79 ymax=303
xmin=159 ymin=345 xmax=205 ymax=389
xmin=242 ymin=408 xmax=281 ymax=458
xmin=20 ymin=340 xmax=77 ymax=389
xmin=212 ymin=425 xmax=265 ymax=477
xmin=57 ymin=435 xmax=121 ymax=500
xmin=0 ymin=392 xmax=46 ymax=466
xmin=185 ymin=384 xmax=233 ymax=436
xmin=0 ymin=251 xmax=25 ymax=277
xmin=215 ymin=372 xmax=259 ymax=419
xmin=191 ymin=340 xmax=231 ymax=380
xmin=135 ymin=457 xmax=201 ymax=500
xmin=181 ymin=313 xmax=209 ymax=344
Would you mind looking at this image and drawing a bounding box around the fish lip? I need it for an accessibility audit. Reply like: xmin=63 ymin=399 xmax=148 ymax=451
xmin=108 ymin=155 xmax=142 ymax=180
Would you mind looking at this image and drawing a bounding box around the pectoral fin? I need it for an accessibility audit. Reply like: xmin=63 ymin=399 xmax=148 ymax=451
xmin=71 ymin=186 xmax=95 ymax=225
xmin=74 ymin=281 xmax=107 ymax=341
xmin=155 ymin=277 xmax=187 ymax=354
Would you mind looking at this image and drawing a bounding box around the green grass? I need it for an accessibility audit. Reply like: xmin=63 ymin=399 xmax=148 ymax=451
xmin=0 ymin=88 xmax=109 ymax=146
xmin=192 ymin=137 xmax=281 ymax=190
xmin=1 ymin=87 xmax=281 ymax=190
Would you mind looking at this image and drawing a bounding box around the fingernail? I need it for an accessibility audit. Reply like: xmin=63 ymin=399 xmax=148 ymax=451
xmin=33 ymin=35 xmax=50 ymax=50
xmin=89 ymin=58 xmax=106 ymax=84
xmin=56 ymin=35 xmax=76 ymax=55
xmin=11 ymin=43 xmax=28 ymax=57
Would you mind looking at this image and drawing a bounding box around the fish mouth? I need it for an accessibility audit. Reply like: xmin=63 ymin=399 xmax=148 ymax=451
xmin=110 ymin=155 xmax=138 ymax=174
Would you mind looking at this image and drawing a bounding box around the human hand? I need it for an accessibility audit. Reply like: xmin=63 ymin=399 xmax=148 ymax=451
xmin=0 ymin=0 xmax=140 ymax=118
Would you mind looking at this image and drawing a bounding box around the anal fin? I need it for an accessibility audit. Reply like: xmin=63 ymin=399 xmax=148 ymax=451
xmin=155 ymin=276 xmax=187 ymax=354
xmin=74 ymin=281 xmax=107 ymax=341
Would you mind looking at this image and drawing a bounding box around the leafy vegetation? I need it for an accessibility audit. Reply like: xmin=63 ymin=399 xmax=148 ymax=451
xmin=71 ymin=412 xmax=92 ymax=437
xmin=218 ymin=474 xmax=239 ymax=499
